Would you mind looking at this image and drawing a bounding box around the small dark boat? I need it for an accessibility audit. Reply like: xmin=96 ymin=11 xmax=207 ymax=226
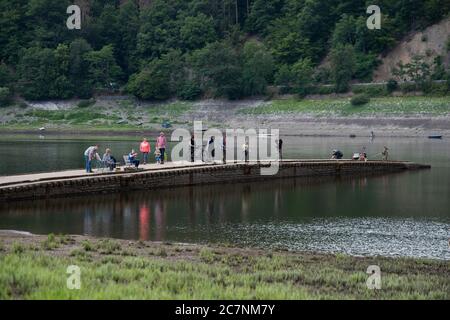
xmin=428 ymin=135 xmax=443 ymax=139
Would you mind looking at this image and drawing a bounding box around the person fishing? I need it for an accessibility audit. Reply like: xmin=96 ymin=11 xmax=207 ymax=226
xmin=382 ymin=146 xmax=389 ymax=161
xmin=83 ymin=145 xmax=100 ymax=173
xmin=243 ymin=141 xmax=249 ymax=162
xmin=278 ymin=139 xmax=283 ymax=160
xmin=190 ymin=134 xmax=195 ymax=163
xmin=331 ymin=149 xmax=343 ymax=160
xmin=207 ymin=136 xmax=215 ymax=161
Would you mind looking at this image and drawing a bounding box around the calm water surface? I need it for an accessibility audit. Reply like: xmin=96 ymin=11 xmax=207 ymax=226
xmin=0 ymin=134 xmax=449 ymax=260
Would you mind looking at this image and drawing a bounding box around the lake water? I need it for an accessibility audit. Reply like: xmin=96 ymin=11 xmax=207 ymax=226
xmin=0 ymin=134 xmax=449 ymax=260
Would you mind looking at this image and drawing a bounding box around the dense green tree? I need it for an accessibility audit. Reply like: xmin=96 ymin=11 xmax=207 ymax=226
xmin=189 ymin=41 xmax=243 ymax=99
xmin=16 ymin=47 xmax=49 ymax=100
xmin=292 ymin=58 xmax=314 ymax=96
xmin=331 ymin=14 xmax=358 ymax=48
xmin=0 ymin=63 xmax=14 ymax=90
xmin=242 ymin=40 xmax=274 ymax=96
xmin=274 ymin=64 xmax=295 ymax=87
xmin=431 ymin=56 xmax=447 ymax=80
xmin=137 ymin=0 xmax=183 ymax=59
xmin=116 ymin=1 xmax=140 ymax=76
xmin=245 ymin=0 xmax=283 ymax=35
xmin=1 ymin=0 xmax=449 ymax=100
xmin=0 ymin=0 xmax=29 ymax=64
xmin=266 ymin=21 xmax=315 ymax=65
xmin=17 ymin=46 xmax=72 ymax=100
xmin=330 ymin=44 xmax=356 ymax=93
xmin=180 ymin=14 xmax=217 ymax=50
xmin=85 ymin=45 xmax=122 ymax=90
xmin=393 ymin=55 xmax=432 ymax=89
xmin=49 ymin=44 xmax=74 ymax=99
xmin=0 ymin=87 xmax=11 ymax=106
xmin=127 ymin=62 xmax=171 ymax=100
xmin=69 ymin=39 xmax=93 ymax=98
xmin=25 ymin=0 xmax=73 ymax=47
xmin=127 ymin=50 xmax=185 ymax=100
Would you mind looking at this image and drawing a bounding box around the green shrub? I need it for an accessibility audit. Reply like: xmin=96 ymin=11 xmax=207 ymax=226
xmin=423 ymin=82 xmax=448 ymax=96
xmin=41 ymin=233 xmax=59 ymax=250
xmin=77 ymin=98 xmax=96 ymax=108
xmin=81 ymin=240 xmax=94 ymax=252
xmin=27 ymin=110 xmax=66 ymax=121
xmin=350 ymin=94 xmax=370 ymax=106
xmin=177 ymin=82 xmax=202 ymax=101
xmin=18 ymin=101 xmax=29 ymax=109
xmin=399 ymin=82 xmax=418 ymax=93
xmin=278 ymin=86 xmax=296 ymax=95
xmin=11 ymin=242 xmax=25 ymax=254
xmin=308 ymin=85 xmax=335 ymax=95
xmin=387 ymin=79 xmax=398 ymax=93
xmin=96 ymin=239 xmax=121 ymax=254
xmin=0 ymin=87 xmax=12 ymax=107
xmin=351 ymin=83 xmax=388 ymax=97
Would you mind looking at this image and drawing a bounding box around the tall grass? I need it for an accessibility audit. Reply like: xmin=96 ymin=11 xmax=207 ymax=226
xmin=0 ymin=237 xmax=448 ymax=300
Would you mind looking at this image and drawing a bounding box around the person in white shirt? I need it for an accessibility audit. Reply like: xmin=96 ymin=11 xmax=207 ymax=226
xmin=83 ymin=145 xmax=100 ymax=173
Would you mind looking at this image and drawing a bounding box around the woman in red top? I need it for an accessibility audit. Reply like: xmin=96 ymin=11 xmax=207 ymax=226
xmin=140 ymin=138 xmax=151 ymax=164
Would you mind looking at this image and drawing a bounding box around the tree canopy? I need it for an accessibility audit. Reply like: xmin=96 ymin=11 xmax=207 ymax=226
xmin=0 ymin=0 xmax=448 ymax=101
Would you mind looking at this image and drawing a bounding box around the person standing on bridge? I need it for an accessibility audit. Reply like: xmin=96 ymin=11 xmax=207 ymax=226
xmin=243 ymin=140 xmax=249 ymax=162
xmin=190 ymin=134 xmax=195 ymax=162
xmin=382 ymin=146 xmax=389 ymax=161
xmin=277 ymin=139 xmax=283 ymax=160
xmin=84 ymin=145 xmax=100 ymax=173
xmin=140 ymin=138 xmax=151 ymax=165
xmin=156 ymin=132 xmax=167 ymax=164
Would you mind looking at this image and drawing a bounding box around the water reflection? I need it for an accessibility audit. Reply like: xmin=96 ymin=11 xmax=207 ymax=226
xmin=0 ymin=136 xmax=449 ymax=259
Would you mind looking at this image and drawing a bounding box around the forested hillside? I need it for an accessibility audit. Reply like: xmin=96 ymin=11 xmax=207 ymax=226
xmin=0 ymin=0 xmax=449 ymax=104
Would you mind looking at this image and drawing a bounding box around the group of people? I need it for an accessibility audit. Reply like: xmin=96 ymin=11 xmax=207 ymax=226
xmin=84 ymin=134 xmax=285 ymax=173
xmin=331 ymin=146 xmax=390 ymax=161
xmin=196 ymin=136 xmax=283 ymax=163
xmin=83 ymin=145 xmax=119 ymax=173
xmin=83 ymin=132 xmax=167 ymax=173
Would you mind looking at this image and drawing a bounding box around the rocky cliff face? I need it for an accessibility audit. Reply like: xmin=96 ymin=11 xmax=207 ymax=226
xmin=373 ymin=17 xmax=450 ymax=82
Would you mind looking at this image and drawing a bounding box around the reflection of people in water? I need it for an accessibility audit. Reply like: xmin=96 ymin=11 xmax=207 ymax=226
xmin=154 ymin=201 xmax=166 ymax=241
xmin=241 ymin=185 xmax=251 ymax=218
xmin=139 ymin=205 xmax=150 ymax=241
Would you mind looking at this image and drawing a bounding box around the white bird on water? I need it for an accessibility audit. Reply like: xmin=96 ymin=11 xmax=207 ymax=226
xmin=39 ymin=127 xmax=46 ymax=131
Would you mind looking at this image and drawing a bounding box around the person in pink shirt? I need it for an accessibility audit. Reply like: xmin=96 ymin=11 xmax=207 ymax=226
xmin=140 ymin=138 xmax=151 ymax=164
xmin=156 ymin=132 xmax=167 ymax=164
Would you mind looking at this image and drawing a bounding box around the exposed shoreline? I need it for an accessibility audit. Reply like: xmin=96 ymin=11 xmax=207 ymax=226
xmin=1 ymin=96 xmax=449 ymax=138
xmin=0 ymin=232 xmax=448 ymax=299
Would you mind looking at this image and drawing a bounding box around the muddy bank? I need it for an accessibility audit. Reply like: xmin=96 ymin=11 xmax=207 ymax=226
xmin=1 ymin=97 xmax=449 ymax=138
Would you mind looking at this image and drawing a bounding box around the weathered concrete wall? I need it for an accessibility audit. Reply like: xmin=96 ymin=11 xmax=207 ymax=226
xmin=0 ymin=161 xmax=430 ymax=202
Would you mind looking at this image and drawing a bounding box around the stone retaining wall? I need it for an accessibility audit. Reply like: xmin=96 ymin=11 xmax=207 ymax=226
xmin=0 ymin=161 xmax=430 ymax=202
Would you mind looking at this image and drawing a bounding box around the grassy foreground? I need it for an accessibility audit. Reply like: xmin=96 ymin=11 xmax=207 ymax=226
xmin=0 ymin=234 xmax=448 ymax=300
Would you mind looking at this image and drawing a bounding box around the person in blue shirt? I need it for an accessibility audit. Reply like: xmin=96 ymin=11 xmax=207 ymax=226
xmin=128 ymin=149 xmax=140 ymax=168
